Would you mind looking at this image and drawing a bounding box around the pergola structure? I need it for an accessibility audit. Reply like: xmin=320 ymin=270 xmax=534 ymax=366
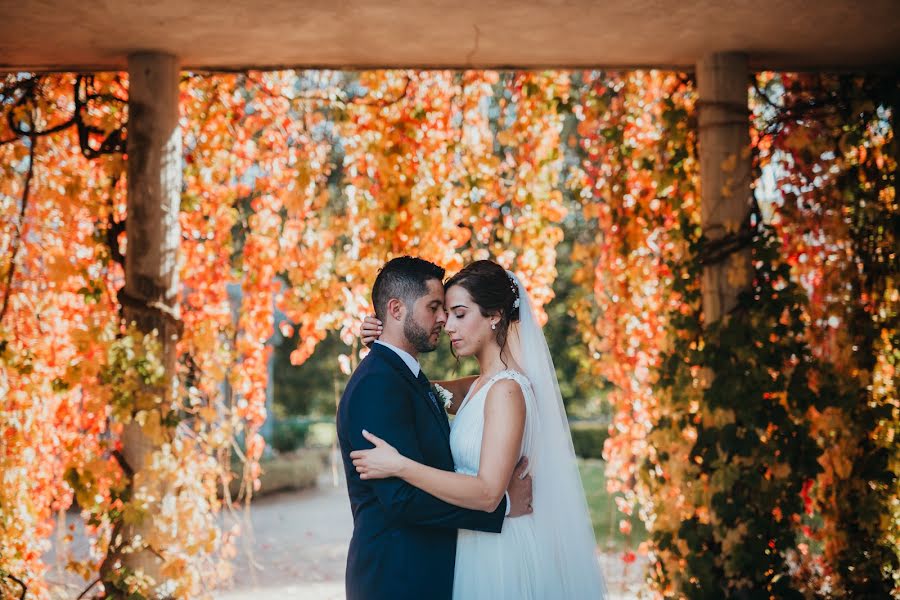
xmin=4 ymin=0 xmax=900 ymax=72
xmin=2 ymin=0 xmax=899 ymax=592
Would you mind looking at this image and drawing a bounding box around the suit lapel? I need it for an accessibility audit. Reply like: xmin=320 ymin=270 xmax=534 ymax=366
xmin=369 ymin=344 xmax=450 ymax=443
xmin=417 ymin=371 xmax=452 ymax=439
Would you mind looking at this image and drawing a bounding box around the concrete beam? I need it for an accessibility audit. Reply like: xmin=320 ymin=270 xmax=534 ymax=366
xmin=1 ymin=1 xmax=898 ymax=71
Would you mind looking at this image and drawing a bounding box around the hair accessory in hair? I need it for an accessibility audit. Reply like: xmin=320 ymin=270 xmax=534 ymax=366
xmin=506 ymin=271 xmax=522 ymax=316
xmin=506 ymin=272 xmax=519 ymax=297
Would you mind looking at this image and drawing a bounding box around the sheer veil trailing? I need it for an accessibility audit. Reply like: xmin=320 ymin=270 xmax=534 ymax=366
xmin=505 ymin=271 xmax=608 ymax=598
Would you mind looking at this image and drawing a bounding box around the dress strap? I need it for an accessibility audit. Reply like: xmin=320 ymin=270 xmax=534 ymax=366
xmin=487 ymin=369 xmax=530 ymax=388
xmin=479 ymin=370 xmax=531 ymax=402
xmin=457 ymin=370 xmax=529 ymax=414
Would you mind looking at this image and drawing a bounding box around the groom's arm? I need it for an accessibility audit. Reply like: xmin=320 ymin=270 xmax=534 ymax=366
xmin=346 ymin=375 xmax=506 ymax=533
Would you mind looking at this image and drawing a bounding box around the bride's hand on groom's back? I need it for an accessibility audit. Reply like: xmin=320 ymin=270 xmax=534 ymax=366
xmin=360 ymin=315 xmax=383 ymax=347
xmin=506 ymin=457 xmax=533 ymax=518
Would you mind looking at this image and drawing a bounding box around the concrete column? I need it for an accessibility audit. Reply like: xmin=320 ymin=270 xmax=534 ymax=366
xmin=116 ymin=51 xmax=182 ymax=595
xmin=697 ymin=52 xmax=753 ymax=323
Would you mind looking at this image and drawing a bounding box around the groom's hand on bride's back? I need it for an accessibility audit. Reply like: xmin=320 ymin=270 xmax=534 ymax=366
xmin=506 ymin=457 xmax=533 ymax=518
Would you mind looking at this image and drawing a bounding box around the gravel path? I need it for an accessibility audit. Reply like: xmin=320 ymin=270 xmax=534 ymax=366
xmin=215 ymin=473 xmax=352 ymax=600
xmin=50 ymin=463 xmax=647 ymax=599
xmin=215 ymin=464 xmax=647 ymax=599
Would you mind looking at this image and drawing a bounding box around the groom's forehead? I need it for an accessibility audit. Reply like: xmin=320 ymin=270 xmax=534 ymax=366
xmin=423 ymin=279 xmax=445 ymax=301
xmin=428 ymin=279 xmax=444 ymax=300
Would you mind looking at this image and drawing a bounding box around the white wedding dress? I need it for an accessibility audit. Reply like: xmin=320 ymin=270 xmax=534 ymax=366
xmin=450 ymin=369 xmax=543 ymax=599
xmin=448 ymin=272 xmax=608 ymax=599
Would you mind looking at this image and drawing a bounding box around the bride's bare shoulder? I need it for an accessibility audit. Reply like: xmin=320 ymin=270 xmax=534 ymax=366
xmin=485 ymin=376 xmax=527 ymax=406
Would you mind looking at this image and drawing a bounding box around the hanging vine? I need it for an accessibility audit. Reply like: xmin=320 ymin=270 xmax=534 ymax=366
xmin=754 ymin=71 xmax=899 ymax=596
xmin=0 ymin=68 xmax=895 ymax=599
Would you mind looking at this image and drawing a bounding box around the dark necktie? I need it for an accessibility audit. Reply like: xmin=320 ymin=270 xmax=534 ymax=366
xmin=417 ymin=370 xmax=437 ymax=408
xmin=417 ymin=369 xmax=450 ymax=435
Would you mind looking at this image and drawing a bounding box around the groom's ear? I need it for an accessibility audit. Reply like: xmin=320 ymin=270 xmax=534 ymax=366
xmin=386 ymin=297 xmax=405 ymax=322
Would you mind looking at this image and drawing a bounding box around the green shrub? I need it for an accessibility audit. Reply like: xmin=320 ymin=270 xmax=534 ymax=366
xmin=569 ymin=421 xmax=609 ymax=459
xmin=226 ymin=448 xmax=325 ymax=499
xmin=307 ymin=421 xmax=337 ymax=448
xmin=270 ymin=418 xmax=311 ymax=454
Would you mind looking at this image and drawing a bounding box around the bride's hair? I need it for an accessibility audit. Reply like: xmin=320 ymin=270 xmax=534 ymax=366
xmin=444 ymin=260 xmax=521 ymax=352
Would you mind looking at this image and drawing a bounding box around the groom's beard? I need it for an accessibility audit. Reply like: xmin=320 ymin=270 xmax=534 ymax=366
xmin=404 ymin=315 xmax=439 ymax=353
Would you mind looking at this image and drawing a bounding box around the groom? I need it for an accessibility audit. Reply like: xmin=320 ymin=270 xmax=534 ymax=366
xmin=337 ymin=256 xmax=533 ymax=600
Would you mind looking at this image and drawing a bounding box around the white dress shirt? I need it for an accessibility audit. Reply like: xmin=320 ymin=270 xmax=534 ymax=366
xmin=374 ymin=340 xmax=421 ymax=377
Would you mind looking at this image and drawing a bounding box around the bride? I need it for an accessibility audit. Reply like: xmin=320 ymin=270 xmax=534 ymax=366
xmin=351 ymin=260 xmax=607 ymax=599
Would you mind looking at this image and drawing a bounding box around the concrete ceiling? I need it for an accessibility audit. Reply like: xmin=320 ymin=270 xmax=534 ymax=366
xmin=1 ymin=0 xmax=899 ymax=72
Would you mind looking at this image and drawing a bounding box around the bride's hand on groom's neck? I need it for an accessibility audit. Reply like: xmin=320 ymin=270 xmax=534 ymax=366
xmin=360 ymin=315 xmax=383 ymax=347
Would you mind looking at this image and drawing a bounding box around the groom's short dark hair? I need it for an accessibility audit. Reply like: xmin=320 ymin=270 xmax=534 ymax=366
xmin=372 ymin=257 xmax=445 ymax=321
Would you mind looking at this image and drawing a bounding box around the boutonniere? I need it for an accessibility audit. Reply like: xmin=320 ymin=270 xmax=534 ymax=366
xmin=430 ymin=383 xmax=454 ymax=411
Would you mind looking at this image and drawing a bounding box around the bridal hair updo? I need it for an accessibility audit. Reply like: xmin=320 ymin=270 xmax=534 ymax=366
xmin=444 ymin=260 xmax=521 ymax=351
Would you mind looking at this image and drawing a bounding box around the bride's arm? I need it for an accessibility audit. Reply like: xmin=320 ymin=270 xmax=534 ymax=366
xmin=432 ymin=375 xmax=477 ymax=415
xmin=351 ymin=379 xmax=525 ymax=512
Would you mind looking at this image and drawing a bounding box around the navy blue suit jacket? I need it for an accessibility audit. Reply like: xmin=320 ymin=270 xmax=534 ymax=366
xmin=337 ymin=343 xmax=506 ymax=600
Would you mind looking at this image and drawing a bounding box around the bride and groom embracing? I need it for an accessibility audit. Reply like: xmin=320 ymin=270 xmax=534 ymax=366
xmin=336 ymin=256 xmax=608 ymax=599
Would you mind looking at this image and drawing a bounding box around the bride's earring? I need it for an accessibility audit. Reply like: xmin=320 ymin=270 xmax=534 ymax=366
xmin=491 ymin=322 xmax=497 ymax=330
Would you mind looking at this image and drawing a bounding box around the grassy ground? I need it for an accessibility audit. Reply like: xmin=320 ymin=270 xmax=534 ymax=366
xmin=578 ymin=458 xmax=648 ymax=552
